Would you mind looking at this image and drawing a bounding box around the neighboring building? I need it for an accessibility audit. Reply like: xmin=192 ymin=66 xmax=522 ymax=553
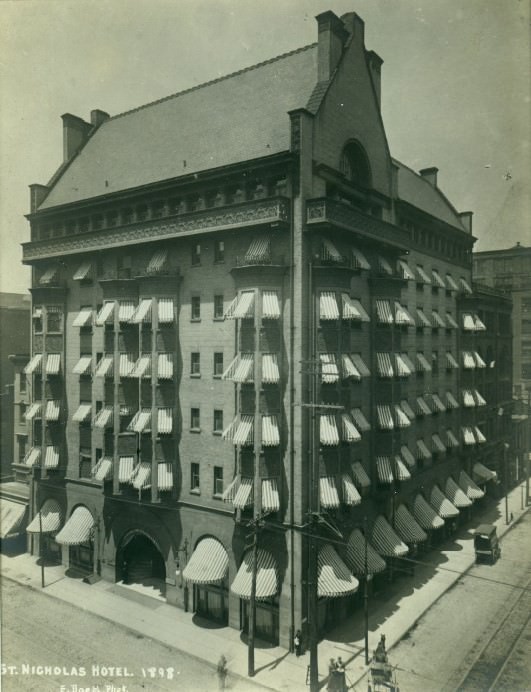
xmin=19 ymin=10 xmax=500 ymax=648
xmin=473 ymin=243 xmax=531 ymax=396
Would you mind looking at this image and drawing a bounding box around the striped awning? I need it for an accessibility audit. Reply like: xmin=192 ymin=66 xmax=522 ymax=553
xmin=352 ymin=247 xmax=371 ymax=270
xmin=462 ymin=390 xmax=476 ymax=407
xmin=318 ymin=544 xmax=358 ymax=597
xmin=351 ymin=408 xmax=370 ymax=431
xmin=432 ymin=269 xmax=446 ymax=288
xmin=459 ymin=471 xmax=485 ymax=500
xmin=157 ymin=353 xmax=173 ymax=379
xmin=24 ymin=447 xmax=41 ymax=467
xmin=400 ymin=400 xmax=415 ymax=420
xmin=376 ymin=353 xmax=393 ymax=378
xmin=119 ymin=456 xmax=135 ymax=483
xmin=319 ymin=292 xmax=340 ymax=320
xmin=92 ymin=457 xmax=113 ymax=481
xmin=351 ymin=353 xmax=370 ymax=376
xmin=430 ymin=486 xmax=459 ymax=518
xmin=73 ymin=261 xmax=93 ymax=281
xmin=26 ymin=499 xmax=62 ymax=534
xmin=183 ymin=537 xmax=229 ymax=584
xmin=446 ymin=429 xmax=460 ymax=448
xmin=231 ymin=549 xmax=279 ymax=600
xmin=219 ymin=476 xmax=237 ymax=504
xmin=73 ymin=306 xmax=93 ymax=327
xmin=395 ymin=302 xmax=414 ymax=325
xmin=474 ymin=351 xmax=487 ymax=368
xmin=321 ymin=237 xmax=343 ymax=262
xmin=233 ymin=477 xmax=253 ymax=509
xmin=44 ymin=354 xmax=61 ymax=375
xmin=45 ymin=400 xmax=60 ymax=421
xmin=262 ymin=478 xmax=280 ymax=513
xmin=394 ymin=404 xmax=411 ymax=428
xmin=446 ymin=274 xmax=459 ymax=291
xmin=132 ymin=462 xmax=152 ymax=490
xmin=397 ymin=259 xmax=415 ymax=280
xmin=375 ymin=300 xmax=393 ymax=324
xmin=446 ymin=392 xmax=459 ymax=409
xmin=400 ymin=445 xmax=416 ymax=468
xmin=72 ymin=403 xmax=92 ymax=423
xmin=460 ymin=277 xmax=473 ymax=294
xmin=416 ymin=439 xmax=431 ymax=460
xmin=25 ymin=403 xmax=42 ymax=421
xmin=244 ymin=235 xmax=270 ymax=263
xmin=157 ymin=408 xmax=173 ymax=434
xmin=222 ymin=353 xmax=254 ymax=382
xmin=431 ymin=394 xmax=446 ymax=413
xmin=320 ymin=353 xmax=339 ymax=383
xmin=432 ymin=311 xmax=446 ymax=328
xmin=342 ymin=293 xmax=362 ymax=320
xmin=225 ymin=291 xmax=255 ymax=319
xmin=474 ymin=314 xmax=487 ymax=331
xmin=416 ymin=266 xmax=431 ymax=284
xmin=73 ymin=355 xmax=92 ymax=375
xmin=262 ymin=415 xmax=280 ymax=446
xmin=377 ymin=255 xmax=393 ymax=275
xmin=261 ymin=353 xmax=279 ymax=383
xmin=342 ymin=474 xmax=361 ymax=506
xmin=130 ymin=355 xmax=151 ymax=378
xmin=416 ymin=308 xmax=431 ymax=328
xmin=24 ymin=354 xmax=43 ymax=375
xmin=130 ymin=299 xmax=152 ymax=324
xmin=463 ymin=313 xmax=476 ymax=331
xmin=94 ymin=406 xmax=113 ymax=428
xmin=446 ymin=313 xmax=459 ymax=329
xmin=119 ymin=353 xmax=135 ymax=377
xmin=158 ymin=298 xmax=174 ymax=323
xmin=320 ymin=477 xmax=340 ymax=508
xmin=95 ymin=354 xmax=113 ymax=377
xmin=473 ymin=462 xmax=497 ymax=483
xmin=340 ymin=413 xmax=361 ymax=442
xmin=474 ymin=390 xmax=487 ymax=406
xmin=462 ymin=351 xmax=476 ymax=369
xmin=445 ymin=477 xmax=473 ymax=508
xmin=128 ymin=409 xmax=152 ymax=433
xmin=413 ymin=494 xmax=445 ymax=529
xmin=146 ymin=249 xmax=168 ymax=274
xmin=320 ymin=414 xmax=340 ymax=445
xmin=432 ymin=434 xmax=446 ymax=453
xmin=394 ymin=456 xmax=411 ymax=481
xmin=151 ymin=463 xmax=171 ymax=493
xmin=377 ymin=405 xmax=394 ymax=430
xmin=394 ymin=505 xmax=427 ymax=544
xmin=341 ymin=355 xmax=361 ymax=380
xmin=222 ymin=415 xmax=254 ymax=446
xmin=462 ymin=427 xmax=476 ymax=445
xmin=96 ymin=301 xmax=115 ymax=325
xmin=262 ymin=291 xmax=281 ymax=319
xmin=416 ymin=352 xmax=432 ymax=372
xmin=1 ymin=499 xmax=28 ymax=539
xmin=446 ymin=352 xmax=459 ymax=369
xmin=55 ymin=506 xmax=94 ymax=545
xmin=118 ymin=301 xmax=135 ymax=322
xmin=346 ymin=529 xmax=386 ymax=576
xmin=39 ymin=266 xmax=59 ymax=284
xmin=349 ymin=299 xmax=370 ymax=322
xmin=352 ymin=462 xmax=371 ymax=488
xmin=376 ymin=457 xmax=394 ymax=484
xmin=371 ymin=515 xmax=408 ymax=557
xmin=395 ymin=354 xmax=412 ymax=377
xmin=415 ymin=397 xmax=431 ymax=416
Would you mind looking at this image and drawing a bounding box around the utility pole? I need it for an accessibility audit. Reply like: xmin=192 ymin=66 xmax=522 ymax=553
xmin=364 ymin=515 xmax=369 ymax=665
xmin=247 ymin=515 xmax=264 ymax=677
xmin=503 ymin=442 xmax=510 ymax=524
xmin=39 ymin=502 xmax=45 ymax=589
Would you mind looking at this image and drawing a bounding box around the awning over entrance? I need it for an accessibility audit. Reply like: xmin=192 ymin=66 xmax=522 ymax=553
xmin=55 ymin=506 xmax=94 ymax=545
xmin=445 ymin=477 xmax=473 ymax=508
xmin=231 ymin=549 xmax=279 ymax=600
xmin=0 ymin=498 xmax=28 ymax=539
xmin=413 ymin=494 xmax=445 ymax=530
xmin=430 ymin=486 xmax=459 ymax=518
xmin=371 ymin=516 xmax=408 ymax=557
xmin=394 ymin=505 xmax=427 ymax=544
xmin=26 ymin=499 xmax=62 ymax=533
xmin=473 ymin=463 xmax=497 ymax=483
xmin=458 ymin=471 xmax=485 ymax=500
xmin=345 ymin=529 xmax=386 ymax=576
xmin=183 ymin=537 xmax=229 ymax=584
xmin=318 ymin=544 xmax=358 ymax=597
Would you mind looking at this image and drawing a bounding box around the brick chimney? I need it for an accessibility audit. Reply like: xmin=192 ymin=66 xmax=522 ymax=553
xmin=29 ymin=184 xmax=49 ymax=213
xmin=366 ymin=50 xmax=384 ymax=109
xmin=61 ymin=113 xmax=92 ymax=162
xmin=91 ymin=109 xmax=110 ymax=127
xmin=419 ymin=167 xmax=439 ymax=187
xmin=316 ymin=11 xmax=349 ymax=81
xmin=459 ymin=211 xmax=473 ymax=233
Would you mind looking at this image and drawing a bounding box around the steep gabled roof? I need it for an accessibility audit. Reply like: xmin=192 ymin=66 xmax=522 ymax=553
xmin=393 ymin=158 xmax=466 ymax=231
xmin=40 ymin=44 xmax=318 ymax=210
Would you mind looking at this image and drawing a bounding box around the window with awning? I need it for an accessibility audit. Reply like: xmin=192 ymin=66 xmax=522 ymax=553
xmin=96 ymin=301 xmax=115 ymax=325
xmin=231 ymin=548 xmax=279 ymax=600
xmin=351 ymin=354 xmax=370 ymax=376
xmin=345 ymin=529 xmax=386 ymax=576
xmin=416 ymin=308 xmax=431 ymax=328
xmin=158 ymin=298 xmax=174 ymax=324
xmin=415 ymin=397 xmax=431 ymax=416
xmin=233 ymin=477 xmax=253 ymax=508
xmin=446 ymin=352 xmax=459 ymax=369
xmin=94 ymin=354 xmax=114 ymax=377
xmin=377 ymin=256 xmax=393 ymax=276
xmin=24 ymin=447 xmax=41 ymax=466
xmin=25 ymin=403 xmax=42 ymax=421
xmin=244 ymin=236 xmax=271 ymax=263
xmin=446 ymin=392 xmax=459 ymax=410
xmin=92 ymin=457 xmax=113 ymax=481
xmin=222 ymin=353 xmax=254 ymax=383
xmin=397 ymin=259 xmax=414 ymax=280
xmin=320 ymin=477 xmax=340 ymax=508
xmin=340 ymin=414 xmax=361 ymax=442
xmin=262 ymin=415 xmax=280 ymax=446
xmin=44 ymin=354 xmax=61 ymax=375
xmin=73 ymin=355 xmax=92 ymax=375
xmin=461 ymin=426 xmax=476 ymax=445
xmin=432 ymin=311 xmax=446 ymax=329
xmin=430 ymin=486 xmax=459 ymax=518
xmin=431 ymin=269 xmax=445 ymax=288
xmin=394 ymin=405 xmax=411 ymax=428
xmin=44 ymin=446 xmax=59 ymax=468
xmin=431 ymin=394 xmax=446 ymax=413
xmin=320 ymin=237 xmax=343 ymax=263
xmin=24 ymin=354 xmax=43 ymax=375
xmin=0 ymin=499 xmax=28 ymax=540
xmin=130 ymin=299 xmax=152 ymax=324
xmin=45 ymin=400 xmax=60 ymax=421
xmin=157 ymin=408 xmax=173 ymax=434
xmin=474 ymin=426 xmax=486 ymax=443
xmin=352 ymin=247 xmax=370 ymax=270
xmin=117 ymin=301 xmax=135 ymax=322
xmin=55 ymin=506 xmax=94 ymax=545
xmin=320 ymin=354 xmax=339 ymax=383
xmin=394 ymin=505 xmax=427 ymax=544
xmin=319 ymin=292 xmax=340 ymax=320
xmin=445 ymin=477 xmax=472 ymax=508
xmin=376 ymin=457 xmax=394 ymax=484
xmin=400 ymin=400 xmax=415 ymax=420
xmin=473 ymin=463 xmax=497 ymax=483
xmin=94 ymin=406 xmax=113 ymax=428
xmin=73 ymin=306 xmax=93 ymax=328
xmin=400 ymin=445 xmax=416 ymax=468
xmin=340 ymin=355 xmax=361 ymax=380
xmin=462 ymin=390 xmax=475 ymax=408
xmin=395 ymin=302 xmax=414 ymax=325
xmin=262 ymin=291 xmax=281 ymax=319
xmin=432 ymin=434 xmax=446 ymax=454
xmin=416 ymin=266 xmax=431 ymax=284
xmin=73 ymin=261 xmax=93 ymax=281
xmin=26 ymin=499 xmax=62 ymax=533
xmin=416 ymin=352 xmax=432 ymax=372
xmin=224 ymin=291 xmax=255 ymax=319
xmin=462 ymin=313 xmax=476 ymax=331
xmin=446 ymin=313 xmax=458 ymax=329
xmin=261 ymin=353 xmax=279 ymax=383
xmin=146 ymin=249 xmax=168 ymax=275
xmin=395 ymin=354 xmax=412 ymax=377
xmin=39 ymin=266 xmax=59 ymax=285
xmin=183 ymin=537 xmax=229 ymax=584
xmin=157 ymin=353 xmax=173 ymax=379
xmin=474 ymin=314 xmax=487 ymax=331
xmin=72 ymin=403 xmax=91 ymax=423
xmin=446 ymin=274 xmax=459 ymax=291
xmin=119 ymin=456 xmax=135 ymax=483
xmin=474 ymin=351 xmax=487 ymax=368
xmin=320 ymin=414 xmax=340 ymax=445
xmin=393 ymin=455 xmax=411 ymax=481
xmin=352 ymin=462 xmax=371 ymax=488
xmin=371 ymin=515 xmax=408 ymax=557
xmin=222 ymin=415 xmax=254 ymax=446
xmin=414 ymin=494 xmax=445 ymax=529
xmin=446 ymin=429 xmax=460 ymax=448
xmin=416 ymin=439 xmax=431 ymax=460
xmin=342 ymin=474 xmax=361 ymax=506
xmin=342 ymin=293 xmax=362 ymax=320
xmin=128 ymin=409 xmax=152 ymax=433
xmin=351 ymin=408 xmax=370 ymax=432
xmin=474 ymin=390 xmax=487 ymax=406
xmin=132 ymin=462 xmax=152 ymax=490
xmin=375 ymin=300 xmax=393 ymax=324
xmin=376 ymin=405 xmax=394 ymax=430
xmin=118 ymin=354 xmax=135 ymax=377
xmin=318 ymin=544 xmax=358 ymax=597
xmin=460 ymin=277 xmax=473 ymax=294
xmin=348 ymin=299 xmax=370 ymax=322
xmin=130 ymin=355 xmax=151 ymax=378
xmin=458 ymin=470 xmax=484 ymax=500
xmin=157 ymin=462 xmax=173 ymax=491
xmin=261 ymin=478 xmax=280 ymax=513
xmin=376 ymin=353 xmax=394 ymax=378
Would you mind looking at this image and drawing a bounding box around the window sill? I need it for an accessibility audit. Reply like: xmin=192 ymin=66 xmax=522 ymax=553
xmin=213 ymin=374 xmax=222 ymax=379
xmin=212 ymin=493 xmax=223 ymax=500
xmin=213 ymin=317 xmax=225 ymax=322
xmin=190 ymin=488 xmax=201 ymax=495
xmin=213 ymin=430 xmax=222 ymax=436
xmin=190 ymin=318 xmax=201 ymax=323
xmin=190 ymin=373 xmax=201 ymax=378
xmin=190 ymin=428 xmax=201 ymax=434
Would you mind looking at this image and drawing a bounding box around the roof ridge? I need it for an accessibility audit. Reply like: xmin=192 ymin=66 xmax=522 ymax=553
xmin=110 ymin=42 xmax=318 ymax=122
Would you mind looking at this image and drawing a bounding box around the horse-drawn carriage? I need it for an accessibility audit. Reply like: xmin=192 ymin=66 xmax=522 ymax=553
xmin=367 ymin=636 xmax=399 ymax=692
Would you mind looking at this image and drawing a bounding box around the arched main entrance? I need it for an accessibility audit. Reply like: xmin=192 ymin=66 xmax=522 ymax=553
xmin=117 ymin=531 xmax=166 ymax=597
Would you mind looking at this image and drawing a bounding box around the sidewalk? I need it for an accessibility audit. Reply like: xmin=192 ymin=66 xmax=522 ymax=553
xmin=1 ymin=481 xmax=529 ymax=692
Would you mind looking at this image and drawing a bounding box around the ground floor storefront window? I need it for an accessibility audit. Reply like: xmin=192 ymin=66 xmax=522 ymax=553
xmin=194 ymin=584 xmax=228 ymax=624
xmin=69 ymin=541 xmax=93 ymax=572
xmin=43 ymin=534 xmax=61 ymax=564
xmin=241 ymin=597 xmax=279 ymax=644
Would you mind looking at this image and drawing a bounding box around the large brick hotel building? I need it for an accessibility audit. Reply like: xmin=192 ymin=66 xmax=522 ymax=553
xmin=19 ymin=10 xmax=503 ymax=649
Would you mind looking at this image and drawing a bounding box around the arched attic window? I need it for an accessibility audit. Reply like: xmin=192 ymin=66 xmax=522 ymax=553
xmin=340 ymin=141 xmax=372 ymax=188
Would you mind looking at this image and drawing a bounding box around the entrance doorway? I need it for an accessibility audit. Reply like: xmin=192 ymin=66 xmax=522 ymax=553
xmin=117 ymin=532 xmax=166 ymax=597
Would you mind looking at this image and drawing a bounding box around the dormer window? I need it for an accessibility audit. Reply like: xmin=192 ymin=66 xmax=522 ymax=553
xmin=340 ymin=141 xmax=372 ymax=188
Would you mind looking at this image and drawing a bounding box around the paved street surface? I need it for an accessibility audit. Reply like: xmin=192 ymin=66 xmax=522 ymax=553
xmin=354 ymin=511 xmax=531 ymax=692
xmin=0 ymin=579 xmax=260 ymax=692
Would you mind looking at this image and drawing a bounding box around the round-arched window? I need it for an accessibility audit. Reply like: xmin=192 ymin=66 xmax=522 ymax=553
xmin=340 ymin=141 xmax=372 ymax=188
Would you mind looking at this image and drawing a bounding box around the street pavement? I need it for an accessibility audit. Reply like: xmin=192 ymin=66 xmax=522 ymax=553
xmin=1 ymin=480 xmax=530 ymax=692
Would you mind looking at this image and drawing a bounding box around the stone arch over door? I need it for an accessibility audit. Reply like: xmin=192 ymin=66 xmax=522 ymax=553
xmin=115 ymin=528 xmax=167 ymax=594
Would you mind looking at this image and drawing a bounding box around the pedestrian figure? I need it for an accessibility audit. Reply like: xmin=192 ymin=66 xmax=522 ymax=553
xmin=294 ymin=629 xmax=303 ymax=656
xmin=336 ymin=657 xmax=347 ymax=692
xmin=327 ymin=659 xmax=337 ymax=691
xmin=217 ymin=655 xmax=228 ymax=690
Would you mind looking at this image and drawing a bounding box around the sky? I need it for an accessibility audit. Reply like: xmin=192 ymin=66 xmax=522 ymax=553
xmin=1 ymin=0 xmax=529 ymax=294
